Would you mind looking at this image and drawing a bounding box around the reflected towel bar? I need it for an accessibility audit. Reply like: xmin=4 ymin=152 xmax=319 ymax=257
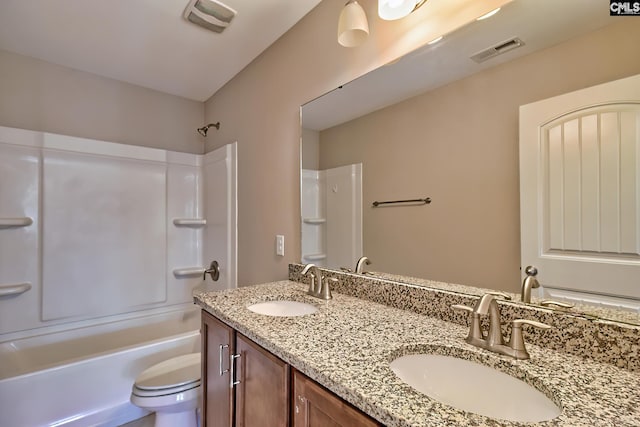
xmin=372 ymin=197 xmax=431 ymax=207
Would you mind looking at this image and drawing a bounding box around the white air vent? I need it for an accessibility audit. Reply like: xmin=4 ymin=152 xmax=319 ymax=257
xmin=183 ymin=0 xmax=237 ymax=33
xmin=470 ymin=37 xmax=525 ymax=63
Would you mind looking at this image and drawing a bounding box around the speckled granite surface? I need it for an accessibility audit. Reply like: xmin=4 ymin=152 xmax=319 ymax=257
xmin=289 ymin=265 xmax=640 ymax=372
xmin=346 ymin=270 xmax=640 ymax=326
xmin=194 ymin=281 xmax=640 ymax=427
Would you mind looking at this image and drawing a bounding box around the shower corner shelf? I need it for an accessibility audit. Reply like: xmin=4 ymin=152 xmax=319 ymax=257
xmin=303 ymin=253 xmax=327 ymax=261
xmin=173 ymin=267 xmax=206 ymax=278
xmin=0 ymin=217 xmax=33 ymax=229
xmin=0 ymin=282 xmax=32 ymax=297
xmin=172 ymin=218 xmax=207 ymax=227
xmin=303 ymin=217 xmax=327 ymax=225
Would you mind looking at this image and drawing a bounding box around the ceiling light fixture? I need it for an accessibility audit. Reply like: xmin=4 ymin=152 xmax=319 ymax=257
xmin=378 ymin=0 xmax=427 ymax=21
xmin=476 ymin=7 xmax=501 ymax=21
xmin=338 ymin=1 xmax=370 ymax=47
xmin=427 ymin=35 xmax=443 ymax=45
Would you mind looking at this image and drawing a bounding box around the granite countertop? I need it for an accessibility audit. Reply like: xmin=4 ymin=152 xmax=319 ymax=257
xmin=194 ymin=281 xmax=640 ymax=427
xmin=362 ymin=271 xmax=640 ymax=326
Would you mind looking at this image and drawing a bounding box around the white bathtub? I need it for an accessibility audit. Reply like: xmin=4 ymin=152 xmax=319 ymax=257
xmin=0 ymin=305 xmax=201 ymax=427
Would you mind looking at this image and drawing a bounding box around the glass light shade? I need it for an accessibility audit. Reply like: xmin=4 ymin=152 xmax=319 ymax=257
xmin=337 ymin=1 xmax=369 ymax=48
xmin=477 ymin=7 xmax=501 ymax=21
xmin=378 ymin=0 xmax=417 ymax=20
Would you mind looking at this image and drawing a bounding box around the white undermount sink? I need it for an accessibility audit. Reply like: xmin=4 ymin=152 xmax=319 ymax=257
xmin=390 ymin=354 xmax=561 ymax=423
xmin=247 ymin=300 xmax=318 ymax=317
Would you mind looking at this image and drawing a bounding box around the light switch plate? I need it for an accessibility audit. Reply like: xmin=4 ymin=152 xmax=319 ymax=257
xmin=276 ymin=234 xmax=284 ymax=256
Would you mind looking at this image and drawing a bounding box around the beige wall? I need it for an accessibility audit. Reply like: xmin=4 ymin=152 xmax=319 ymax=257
xmin=318 ymin=19 xmax=640 ymax=292
xmin=204 ymin=0 xmax=508 ymax=286
xmin=301 ymin=128 xmax=320 ymax=170
xmin=0 ymin=49 xmax=204 ymax=153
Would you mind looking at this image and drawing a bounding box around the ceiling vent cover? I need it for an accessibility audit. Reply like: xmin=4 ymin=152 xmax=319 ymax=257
xmin=183 ymin=0 xmax=237 ymax=33
xmin=470 ymin=37 xmax=525 ymax=63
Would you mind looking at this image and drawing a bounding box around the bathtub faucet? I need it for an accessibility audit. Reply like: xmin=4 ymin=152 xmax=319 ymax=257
xmin=203 ymin=260 xmax=220 ymax=281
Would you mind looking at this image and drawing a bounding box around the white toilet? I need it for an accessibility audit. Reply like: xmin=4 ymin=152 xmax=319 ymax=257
xmin=131 ymin=352 xmax=202 ymax=427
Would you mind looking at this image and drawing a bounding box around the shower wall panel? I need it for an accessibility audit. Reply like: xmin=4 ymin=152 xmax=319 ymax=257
xmin=41 ymin=148 xmax=167 ymax=320
xmin=0 ymin=142 xmax=40 ymax=334
xmin=0 ymin=126 xmax=203 ymax=336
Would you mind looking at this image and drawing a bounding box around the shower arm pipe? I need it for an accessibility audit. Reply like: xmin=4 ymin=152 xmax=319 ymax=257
xmin=197 ymin=122 xmax=220 ymax=137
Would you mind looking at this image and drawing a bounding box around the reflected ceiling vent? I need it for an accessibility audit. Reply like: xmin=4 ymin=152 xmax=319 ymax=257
xmin=183 ymin=0 xmax=237 ymax=33
xmin=470 ymin=37 xmax=524 ymax=63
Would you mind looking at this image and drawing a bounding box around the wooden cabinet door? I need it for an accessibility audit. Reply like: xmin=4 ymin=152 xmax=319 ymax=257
xmin=202 ymin=310 xmax=235 ymax=427
xmin=234 ymin=333 xmax=290 ymax=427
xmin=293 ymin=370 xmax=382 ymax=427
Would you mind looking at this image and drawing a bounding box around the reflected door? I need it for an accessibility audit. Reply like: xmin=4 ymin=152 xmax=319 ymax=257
xmin=520 ymin=73 xmax=640 ymax=302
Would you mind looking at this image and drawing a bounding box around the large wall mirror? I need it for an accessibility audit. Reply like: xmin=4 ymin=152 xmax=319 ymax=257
xmin=300 ymin=0 xmax=640 ymax=325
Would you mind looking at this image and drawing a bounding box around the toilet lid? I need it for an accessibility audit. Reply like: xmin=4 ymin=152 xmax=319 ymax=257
xmin=135 ymin=352 xmax=201 ymax=391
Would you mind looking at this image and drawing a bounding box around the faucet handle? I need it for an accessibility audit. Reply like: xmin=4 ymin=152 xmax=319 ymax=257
xmin=512 ymin=319 xmax=551 ymax=330
xmin=320 ymin=277 xmax=336 ymax=300
xmin=301 ymin=264 xmax=321 ymax=294
xmin=508 ymin=319 xmax=552 ymax=360
xmin=486 ymin=291 xmax=512 ymax=300
xmin=203 ymin=260 xmax=220 ymax=281
xmin=451 ymin=304 xmax=473 ymax=313
xmin=540 ymin=300 xmax=574 ymax=309
xmin=452 ymin=304 xmax=483 ymax=342
xmin=306 ymin=272 xmax=316 ymax=294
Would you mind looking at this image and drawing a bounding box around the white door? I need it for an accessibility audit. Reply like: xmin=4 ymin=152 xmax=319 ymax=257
xmin=203 ymin=142 xmax=237 ymax=291
xmin=520 ymin=74 xmax=640 ymax=303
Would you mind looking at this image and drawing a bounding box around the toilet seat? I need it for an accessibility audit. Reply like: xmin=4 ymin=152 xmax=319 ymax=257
xmin=132 ymin=353 xmax=201 ymax=397
xmin=132 ymin=379 xmax=201 ymax=397
xmin=130 ymin=352 xmax=202 ymax=427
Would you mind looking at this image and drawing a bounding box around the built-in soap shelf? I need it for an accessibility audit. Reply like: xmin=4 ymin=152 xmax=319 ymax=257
xmin=303 ymin=217 xmax=326 ymax=225
xmin=172 ymin=218 xmax=207 ymax=227
xmin=0 ymin=217 xmax=33 ymax=229
xmin=0 ymin=282 xmax=32 ymax=297
xmin=303 ymin=253 xmax=327 ymax=261
xmin=173 ymin=267 xmax=206 ymax=278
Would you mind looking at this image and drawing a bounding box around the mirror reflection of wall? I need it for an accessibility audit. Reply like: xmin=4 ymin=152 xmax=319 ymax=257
xmin=302 ymin=10 xmax=640 ymax=295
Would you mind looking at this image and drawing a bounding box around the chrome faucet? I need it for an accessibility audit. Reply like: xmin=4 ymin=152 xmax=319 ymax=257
xmin=300 ymin=264 xmax=333 ymax=300
xmin=521 ymin=265 xmax=540 ymax=303
xmin=355 ymin=256 xmax=371 ymax=274
xmin=453 ymin=292 xmax=551 ymax=360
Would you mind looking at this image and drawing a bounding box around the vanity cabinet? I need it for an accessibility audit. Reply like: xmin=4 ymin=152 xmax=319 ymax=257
xmin=292 ymin=370 xmax=382 ymax=427
xmin=235 ymin=334 xmax=290 ymax=426
xmin=202 ymin=310 xmax=289 ymax=427
xmin=201 ymin=310 xmax=235 ymax=427
xmin=201 ymin=310 xmax=379 ymax=427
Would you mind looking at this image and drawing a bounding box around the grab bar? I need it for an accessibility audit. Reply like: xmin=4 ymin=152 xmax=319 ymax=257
xmin=0 ymin=283 xmax=32 ymax=297
xmin=372 ymin=197 xmax=431 ymax=207
xmin=0 ymin=217 xmax=33 ymax=228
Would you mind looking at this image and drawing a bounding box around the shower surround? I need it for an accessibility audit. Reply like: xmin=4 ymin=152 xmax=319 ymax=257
xmin=0 ymin=125 xmax=207 ymax=425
